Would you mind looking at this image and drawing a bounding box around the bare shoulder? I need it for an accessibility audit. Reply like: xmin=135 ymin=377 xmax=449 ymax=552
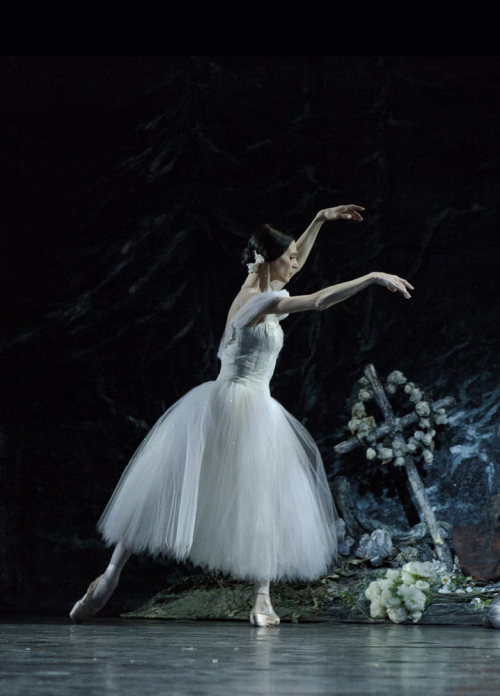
xmin=270 ymin=279 xmax=287 ymax=291
xmin=224 ymin=289 xmax=260 ymax=331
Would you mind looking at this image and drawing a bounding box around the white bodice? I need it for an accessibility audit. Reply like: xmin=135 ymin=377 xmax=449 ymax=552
xmin=217 ymin=290 xmax=289 ymax=390
xmin=218 ymin=317 xmax=284 ymax=389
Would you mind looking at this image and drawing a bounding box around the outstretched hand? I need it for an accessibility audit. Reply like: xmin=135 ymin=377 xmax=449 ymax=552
xmin=318 ymin=204 xmax=365 ymax=222
xmin=372 ymin=272 xmax=414 ymax=300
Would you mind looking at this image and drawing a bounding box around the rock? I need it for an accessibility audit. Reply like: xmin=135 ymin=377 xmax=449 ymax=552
xmin=453 ymin=495 xmax=500 ymax=581
xmin=355 ymin=529 xmax=393 ymax=566
xmin=336 ymin=518 xmax=355 ymax=555
xmin=485 ymin=594 xmax=500 ymax=629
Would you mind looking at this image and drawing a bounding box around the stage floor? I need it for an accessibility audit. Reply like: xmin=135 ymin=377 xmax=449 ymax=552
xmin=1 ymin=618 xmax=500 ymax=695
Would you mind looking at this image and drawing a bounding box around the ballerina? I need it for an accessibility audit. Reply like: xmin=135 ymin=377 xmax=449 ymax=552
xmin=70 ymin=204 xmax=413 ymax=626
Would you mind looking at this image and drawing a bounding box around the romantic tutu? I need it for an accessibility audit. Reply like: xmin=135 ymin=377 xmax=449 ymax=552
xmin=98 ymin=290 xmax=338 ymax=581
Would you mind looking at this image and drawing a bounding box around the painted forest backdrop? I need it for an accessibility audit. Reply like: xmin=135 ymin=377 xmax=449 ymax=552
xmin=1 ymin=56 xmax=499 ymax=614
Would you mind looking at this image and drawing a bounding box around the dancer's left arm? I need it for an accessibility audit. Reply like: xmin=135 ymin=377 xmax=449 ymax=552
xmin=295 ymin=204 xmax=364 ymax=271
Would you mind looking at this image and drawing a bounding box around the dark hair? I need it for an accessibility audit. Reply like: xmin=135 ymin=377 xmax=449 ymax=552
xmin=241 ymin=224 xmax=294 ymax=265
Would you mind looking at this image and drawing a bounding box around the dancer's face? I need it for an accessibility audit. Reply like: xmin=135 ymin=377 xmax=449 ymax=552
xmin=270 ymin=241 xmax=299 ymax=283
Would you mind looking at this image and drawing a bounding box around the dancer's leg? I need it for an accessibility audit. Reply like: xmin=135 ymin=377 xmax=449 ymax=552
xmin=69 ymin=540 xmax=131 ymax=622
xmin=250 ymin=579 xmax=280 ymax=626
xmin=91 ymin=540 xmax=131 ymax=604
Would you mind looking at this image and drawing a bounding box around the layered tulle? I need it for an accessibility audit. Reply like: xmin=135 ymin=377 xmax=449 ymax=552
xmin=98 ymin=290 xmax=338 ymax=581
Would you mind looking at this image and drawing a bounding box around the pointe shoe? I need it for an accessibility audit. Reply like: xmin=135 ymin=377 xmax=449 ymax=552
xmin=250 ymin=592 xmax=280 ymax=626
xmin=249 ymin=611 xmax=280 ymax=627
xmin=69 ymin=574 xmax=117 ymax=623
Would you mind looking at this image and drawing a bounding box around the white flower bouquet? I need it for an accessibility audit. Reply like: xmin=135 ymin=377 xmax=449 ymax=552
xmin=365 ymin=561 xmax=440 ymax=623
xmin=366 ymin=563 xmax=487 ymax=623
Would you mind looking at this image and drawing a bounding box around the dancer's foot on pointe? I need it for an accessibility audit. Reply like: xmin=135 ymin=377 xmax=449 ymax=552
xmin=69 ymin=571 xmax=119 ymax=623
xmin=249 ymin=592 xmax=280 ymax=627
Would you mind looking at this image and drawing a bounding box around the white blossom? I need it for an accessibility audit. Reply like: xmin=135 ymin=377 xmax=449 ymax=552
xmin=402 ymin=561 xmax=435 ymax=579
xmin=438 ymin=575 xmax=451 ymax=593
xmin=384 ymin=594 xmax=403 ymax=609
xmin=415 ymin=401 xmax=431 ymax=417
xmin=392 ymin=439 xmax=406 ymax=454
xmin=406 ymin=439 xmax=417 ymax=453
xmin=365 ymin=581 xmax=382 ymax=601
xmin=379 ymin=588 xmax=393 ymax=604
xmin=377 ymin=448 xmax=393 ymax=461
xmin=352 ymin=403 xmax=366 ymax=418
xmin=387 ymin=370 xmax=407 ymax=385
xmin=409 ymin=389 xmax=423 ymax=403
xmin=401 ymin=587 xmax=427 ymax=612
xmin=370 ymin=600 xmax=387 ymax=619
xmin=401 ymin=570 xmax=414 ymax=585
xmin=376 ymin=579 xmax=393 ymax=592
xmin=348 ymin=419 xmax=360 ymax=433
xmin=387 ymin=607 xmax=408 ymax=623
xmin=246 ymin=252 xmax=265 ymax=274
xmin=423 ymin=449 xmax=434 ymax=464
xmin=357 ymin=422 xmax=371 ymax=438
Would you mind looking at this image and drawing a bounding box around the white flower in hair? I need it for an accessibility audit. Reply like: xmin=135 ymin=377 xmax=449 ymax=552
xmin=246 ymin=251 xmax=265 ymax=274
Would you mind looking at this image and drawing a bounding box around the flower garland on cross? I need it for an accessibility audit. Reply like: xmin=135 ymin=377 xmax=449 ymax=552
xmin=348 ymin=369 xmax=449 ymax=468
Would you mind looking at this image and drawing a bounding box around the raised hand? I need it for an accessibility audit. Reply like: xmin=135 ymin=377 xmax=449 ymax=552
xmin=318 ymin=205 xmax=365 ymax=222
xmin=371 ymin=272 xmax=414 ymax=299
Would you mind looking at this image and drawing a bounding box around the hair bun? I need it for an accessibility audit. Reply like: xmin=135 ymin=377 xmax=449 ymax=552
xmin=241 ymin=224 xmax=293 ymax=267
xmin=241 ymin=247 xmax=254 ymax=266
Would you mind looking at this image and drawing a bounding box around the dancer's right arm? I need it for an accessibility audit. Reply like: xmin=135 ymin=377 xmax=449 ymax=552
xmin=265 ymin=272 xmax=413 ymax=316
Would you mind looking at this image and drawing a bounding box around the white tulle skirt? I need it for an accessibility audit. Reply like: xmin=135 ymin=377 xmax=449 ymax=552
xmin=98 ymin=378 xmax=337 ymax=582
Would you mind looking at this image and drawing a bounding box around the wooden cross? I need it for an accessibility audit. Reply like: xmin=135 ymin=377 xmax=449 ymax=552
xmin=335 ymin=364 xmax=455 ymax=570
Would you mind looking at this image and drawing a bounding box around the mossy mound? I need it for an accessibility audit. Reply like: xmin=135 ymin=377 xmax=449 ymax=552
xmin=122 ymin=559 xmax=498 ymax=625
xmin=123 ymin=574 xmax=331 ymax=622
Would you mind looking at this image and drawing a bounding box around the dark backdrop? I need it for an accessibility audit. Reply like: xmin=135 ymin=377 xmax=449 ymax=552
xmin=1 ymin=56 xmax=499 ymax=615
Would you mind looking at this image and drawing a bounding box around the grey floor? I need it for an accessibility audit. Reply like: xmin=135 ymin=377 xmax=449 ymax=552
xmin=1 ymin=618 xmax=500 ymax=695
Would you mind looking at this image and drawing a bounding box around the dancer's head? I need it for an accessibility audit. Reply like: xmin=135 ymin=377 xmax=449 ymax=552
xmin=242 ymin=224 xmax=298 ymax=283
